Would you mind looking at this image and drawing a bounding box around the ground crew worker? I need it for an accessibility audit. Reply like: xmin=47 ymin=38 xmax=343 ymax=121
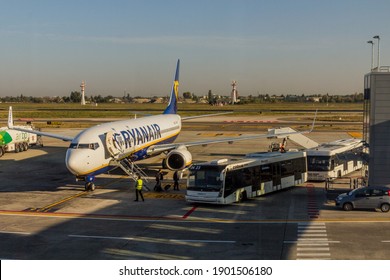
xmin=154 ymin=169 xmax=163 ymax=192
xmin=134 ymin=175 xmax=144 ymax=202
xmin=173 ymin=170 xmax=180 ymax=190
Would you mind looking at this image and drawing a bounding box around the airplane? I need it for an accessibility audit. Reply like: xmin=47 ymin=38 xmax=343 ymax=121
xmin=8 ymin=59 xmax=316 ymax=191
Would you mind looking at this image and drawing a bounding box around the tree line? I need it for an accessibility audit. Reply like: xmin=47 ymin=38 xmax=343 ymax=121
xmin=0 ymin=92 xmax=364 ymax=104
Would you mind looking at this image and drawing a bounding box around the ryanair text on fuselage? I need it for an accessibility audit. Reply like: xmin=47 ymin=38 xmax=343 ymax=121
xmin=113 ymin=123 xmax=162 ymax=149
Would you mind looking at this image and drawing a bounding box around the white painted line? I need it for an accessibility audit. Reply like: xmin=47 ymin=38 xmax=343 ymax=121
xmin=297 ymin=238 xmax=329 ymax=241
xmin=298 ymin=230 xmax=327 ymax=233
xmin=170 ymin=239 xmax=236 ymax=244
xmin=297 ymin=243 xmax=330 ymax=246
xmin=297 ymin=247 xmax=330 ymax=251
xmin=69 ymin=234 xmax=134 ymax=241
xmin=285 ymin=239 xmax=338 ymax=244
xmin=298 ymin=240 xmax=340 ymax=243
xmin=298 ymin=234 xmax=328 ymax=237
xmin=297 ymin=253 xmax=331 ymax=257
xmin=69 ymin=235 xmax=236 ymax=244
xmin=297 ymin=258 xmax=331 ymax=260
xmin=0 ymin=231 xmax=31 ymax=235
xmin=298 ymin=222 xmax=325 ymax=225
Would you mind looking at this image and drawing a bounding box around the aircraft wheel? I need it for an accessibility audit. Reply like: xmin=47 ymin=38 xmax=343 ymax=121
xmin=85 ymin=182 xmax=96 ymax=191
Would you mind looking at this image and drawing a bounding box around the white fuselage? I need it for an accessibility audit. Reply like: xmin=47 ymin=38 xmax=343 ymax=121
xmin=65 ymin=114 xmax=181 ymax=177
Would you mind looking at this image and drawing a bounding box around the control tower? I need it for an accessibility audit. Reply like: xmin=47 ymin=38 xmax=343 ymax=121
xmin=231 ymin=80 xmax=238 ymax=104
xmin=80 ymin=81 xmax=86 ymax=106
xmin=363 ymin=66 xmax=390 ymax=186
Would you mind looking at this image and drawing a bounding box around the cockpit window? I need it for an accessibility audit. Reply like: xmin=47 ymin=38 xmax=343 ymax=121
xmin=69 ymin=143 xmax=78 ymax=149
xmin=69 ymin=142 xmax=99 ymax=150
xmin=78 ymin=144 xmax=91 ymax=149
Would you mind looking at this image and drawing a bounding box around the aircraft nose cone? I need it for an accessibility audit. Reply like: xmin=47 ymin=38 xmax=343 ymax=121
xmin=65 ymin=149 xmax=80 ymax=175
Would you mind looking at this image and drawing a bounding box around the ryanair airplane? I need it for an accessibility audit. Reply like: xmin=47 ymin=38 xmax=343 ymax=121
xmin=8 ymin=60 xmax=315 ymax=191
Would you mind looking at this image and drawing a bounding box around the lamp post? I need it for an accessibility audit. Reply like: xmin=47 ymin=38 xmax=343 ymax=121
xmin=373 ymin=35 xmax=380 ymax=69
xmin=367 ymin=40 xmax=374 ymax=71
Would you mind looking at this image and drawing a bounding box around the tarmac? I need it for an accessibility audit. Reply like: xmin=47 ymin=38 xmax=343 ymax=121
xmin=1 ymin=124 xmax=390 ymax=260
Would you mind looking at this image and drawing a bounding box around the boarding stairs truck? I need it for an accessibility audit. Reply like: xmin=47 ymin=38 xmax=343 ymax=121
xmin=0 ymin=126 xmax=41 ymax=157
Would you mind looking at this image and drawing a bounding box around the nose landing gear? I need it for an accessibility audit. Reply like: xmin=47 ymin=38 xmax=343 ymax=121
xmin=83 ymin=175 xmax=96 ymax=191
xmin=85 ymin=182 xmax=96 ymax=191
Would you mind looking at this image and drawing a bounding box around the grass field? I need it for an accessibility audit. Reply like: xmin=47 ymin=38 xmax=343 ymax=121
xmin=0 ymin=102 xmax=362 ymax=117
xmin=0 ymin=102 xmax=363 ymax=131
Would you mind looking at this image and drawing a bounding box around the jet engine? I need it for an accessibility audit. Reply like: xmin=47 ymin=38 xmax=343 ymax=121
xmin=164 ymin=146 xmax=192 ymax=170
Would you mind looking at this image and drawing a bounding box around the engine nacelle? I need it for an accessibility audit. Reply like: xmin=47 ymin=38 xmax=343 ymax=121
xmin=165 ymin=147 xmax=192 ymax=170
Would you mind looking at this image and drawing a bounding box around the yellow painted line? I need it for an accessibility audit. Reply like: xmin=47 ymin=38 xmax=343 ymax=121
xmin=143 ymin=192 xmax=185 ymax=200
xmin=38 ymin=191 xmax=88 ymax=212
xmin=34 ymin=176 xmax=129 ymax=213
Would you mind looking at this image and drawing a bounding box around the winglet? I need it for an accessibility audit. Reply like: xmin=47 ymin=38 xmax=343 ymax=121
xmin=7 ymin=106 xmax=14 ymax=128
xmin=163 ymin=59 xmax=180 ymax=114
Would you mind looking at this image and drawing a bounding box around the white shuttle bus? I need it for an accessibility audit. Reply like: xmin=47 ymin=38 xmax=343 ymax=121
xmin=186 ymin=151 xmax=307 ymax=204
xmin=306 ymin=138 xmax=363 ymax=181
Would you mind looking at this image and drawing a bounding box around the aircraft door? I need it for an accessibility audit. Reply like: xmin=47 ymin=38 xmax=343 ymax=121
xmin=105 ymin=131 xmax=121 ymax=158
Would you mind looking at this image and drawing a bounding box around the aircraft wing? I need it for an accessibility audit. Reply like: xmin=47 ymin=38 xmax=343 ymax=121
xmin=9 ymin=126 xmax=74 ymax=142
xmin=7 ymin=106 xmax=74 ymax=142
xmin=148 ymin=110 xmax=317 ymax=155
xmin=147 ymin=126 xmax=315 ymax=155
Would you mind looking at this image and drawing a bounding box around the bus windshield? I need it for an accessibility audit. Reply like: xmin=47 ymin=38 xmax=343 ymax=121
xmin=187 ymin=166 xmax=224 ymax=191
xmin=307 ymin=156 xmax=331 ymax=171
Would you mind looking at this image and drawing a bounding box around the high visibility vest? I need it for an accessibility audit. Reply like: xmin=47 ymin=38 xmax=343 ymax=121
xmin=136 ymin=179 xmax=143 ymax=190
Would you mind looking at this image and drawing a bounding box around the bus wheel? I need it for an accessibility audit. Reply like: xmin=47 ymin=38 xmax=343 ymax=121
xmin=380 ymin=203 xmax=390 ymax=213
xmin=343 ymin=202 xmax=353 ymax=211
xmin=238 ymin=191 xmax=247 ymax=203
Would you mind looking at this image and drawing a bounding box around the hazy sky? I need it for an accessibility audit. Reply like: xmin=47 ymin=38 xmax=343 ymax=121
xmin=0 ymin=0 xmax=389 ymax=97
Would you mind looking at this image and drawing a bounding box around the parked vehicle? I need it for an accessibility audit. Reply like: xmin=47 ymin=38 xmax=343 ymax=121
xmin=335 ymin=186 xmax=390 ymax=212
xmin=0 ymin=126 xmax=42 ymax=157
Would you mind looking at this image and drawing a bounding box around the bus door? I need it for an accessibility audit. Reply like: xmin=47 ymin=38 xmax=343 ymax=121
xmin=251 ymin=166 xmax=261 ymax=193
xmin=272 ymin=163 xmax=281 ymax=189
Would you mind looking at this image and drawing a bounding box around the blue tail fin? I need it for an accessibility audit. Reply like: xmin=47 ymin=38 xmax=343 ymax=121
xmin=163 ymin=59 xmax=180 ymax=114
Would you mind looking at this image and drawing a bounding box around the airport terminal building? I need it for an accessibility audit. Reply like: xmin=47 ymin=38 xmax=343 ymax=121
xmin=363 ymin=67 xmax=390 ymax=187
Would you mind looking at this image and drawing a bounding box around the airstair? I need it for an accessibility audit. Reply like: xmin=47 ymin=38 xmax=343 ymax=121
xmin=105 ymin=131 xmax=150 ymax=190
xmin=267 ymin=127 xmax=319 ymax=149
xmin=110 ymin=158 xmax=151 ymax=190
